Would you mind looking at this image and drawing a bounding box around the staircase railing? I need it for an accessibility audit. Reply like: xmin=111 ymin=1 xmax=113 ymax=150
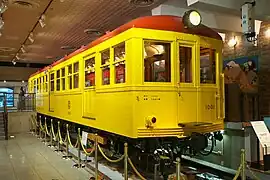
xmin=3 ymin=95 xmax=8 ymax=140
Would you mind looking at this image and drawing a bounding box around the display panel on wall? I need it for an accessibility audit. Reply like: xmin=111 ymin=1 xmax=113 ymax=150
xmin=223 ymin=55 xmax=258 ymax=93
xmin=0 ymin=88 xmax=14 ymax=107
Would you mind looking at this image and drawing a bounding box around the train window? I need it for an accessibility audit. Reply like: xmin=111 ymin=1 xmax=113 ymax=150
xmin=179 ymin=46 xmax=192 ymax=83
xmin=68 ymin=65 xmax=72 ymax=89
xmin=85 ymin=57 xmax=95 ymax=87
xmin=50 ymin=73 xmax=55 ymax=91
xmin=114 ymin=43 xmax=126 ymax=84
xmin=37 ymin=78 xmax=39 ymax=93
xmin=101 ymin=49 xmax=110 ymax=85
xmin=200 ymin=47 xmax=216 ymax=84
xmin=144 ymin=41 xmax=171 ymax=82
xmin=61 ymin=68 xmax=65 ymax=90
xmin=56 ymin=70 xmax=60 ymax=91
xmin=33 ymin=79 xmax=37 ymax=93
xmin=73 ymin=62 xmax=79 ymax=89
xmin=45 ymin=75 xmax=48 ymax=92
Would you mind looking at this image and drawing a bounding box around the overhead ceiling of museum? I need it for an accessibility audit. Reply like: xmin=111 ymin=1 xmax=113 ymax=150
xmin=0 ymin=0 xmax=165 ymax=65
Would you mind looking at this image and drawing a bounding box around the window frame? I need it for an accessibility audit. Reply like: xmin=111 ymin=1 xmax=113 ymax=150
xmin=67 ymin=64 xmax=73 ymax=90
xmin=113 ymin=42 xmax=126 ymax=84
xmin=143 ymin=39 xmax=173 ymax=84
xmin=73 ymin=61 xmax=79 ymax=89
xmin=177 ymin=42 xmax=196 ymax=86
xmin=50 ymin=72 xmax=55 ymax=92
xmin=56 ymin=69 xmax=61 ymax=91
xmin=84 ymin=54 xmax=96 ymax=89
xmin=61 ymin=67 xmax=66 ymax=91
xmin=199 ymin=46 xmax=218 ymax=86
xmin=100 ymin=48 xmax=111 ymax=86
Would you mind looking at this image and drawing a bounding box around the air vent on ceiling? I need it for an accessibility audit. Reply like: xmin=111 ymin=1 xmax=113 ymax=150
xmin=12 ymin=0 xmax=40 ymax=9
xmin=84 ymin=29 xmax=102 ymax=36
xmin=61 ymin=46 xmax=76 ymax=50
xmin=129 ymin=0 xmax=155 ymax=7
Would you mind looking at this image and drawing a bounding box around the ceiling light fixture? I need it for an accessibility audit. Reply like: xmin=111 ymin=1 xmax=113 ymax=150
xmin=3 ymin=80 xmax=6 ymax=83
xmin=0 ymin=0 xmax=8 ymax=14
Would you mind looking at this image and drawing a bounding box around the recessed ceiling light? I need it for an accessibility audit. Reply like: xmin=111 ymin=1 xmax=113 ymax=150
xmin=129 ymin=0 xmax=155 ymax=7
xmin=84 ymin=28 xmax=102 ymax=36
xmin=4 ymin=80 xmax=6 ymax=83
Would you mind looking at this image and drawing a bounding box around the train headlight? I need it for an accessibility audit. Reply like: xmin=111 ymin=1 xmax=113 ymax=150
xmin=145 ymin=116 xmax=157 ymax=128
xmin=183 ymin=10 xmax=202 ymax=28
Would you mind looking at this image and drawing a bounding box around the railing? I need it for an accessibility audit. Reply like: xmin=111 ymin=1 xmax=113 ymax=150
xmin=30 ymin=115 xmax=184 ymax=180
xmin=0 ymin=93 xmax=36 ymax=112
xmin=2 ymin=95 xmax=8 ymax=140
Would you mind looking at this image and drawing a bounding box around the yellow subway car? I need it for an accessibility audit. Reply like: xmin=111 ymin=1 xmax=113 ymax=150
xmin=29 ymin=12 xmax=224 ymax=160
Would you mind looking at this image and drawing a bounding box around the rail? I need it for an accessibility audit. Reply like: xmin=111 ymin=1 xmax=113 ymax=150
xmin=30 ymin=115 xmax=185 ymax=180
xmin=0 ymin=93 xmax=36 ymax=112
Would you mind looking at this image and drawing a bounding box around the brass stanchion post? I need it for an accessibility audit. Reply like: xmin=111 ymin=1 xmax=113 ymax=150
xmin=73 ymin=128 xmax=84 ymax=168
xmin=124 ymin=143 xmax=128 ymax=180
xmin=44 ymin=117 xmax=47 ymax=144
xmin=95 ymin=134 xmax=98 ymax=180
xmin=154 ymin=164 xmax=159 ymax=180
xmin=38 ymin=117 xmax=42 ymax=139
xmin=63 ymin=124 xmax=72 ymax=159
xmin=176 ymin=157 xmax=181 ymax=180
xmin=55 ymin=121 xmax=63 ymax=152
xmin=48 ymin=119 xmax=53 ymax=147
xmin=241 ymin=149 xmax=246 ymax=180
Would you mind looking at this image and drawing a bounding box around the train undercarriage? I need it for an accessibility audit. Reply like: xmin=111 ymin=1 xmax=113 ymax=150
xmin=38 ymin=113 xmax=223 ymax=179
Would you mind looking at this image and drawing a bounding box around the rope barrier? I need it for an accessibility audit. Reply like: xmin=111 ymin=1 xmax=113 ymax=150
xmin=128 ymin=157 xmax=147 ymax=180
xmin=67 ymin=127 xmax=78 ymax=149
xmin=97 ymin=144 xmax=125 ymax=163
xmin=78 ymin=133 xmax=95 ymax=156
xmin=32 ymin=119 xmax=185 ymax=180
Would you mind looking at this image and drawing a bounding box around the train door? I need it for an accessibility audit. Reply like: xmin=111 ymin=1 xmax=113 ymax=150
xmin=82 ymin=55 xmax=96 ymax=118
xmin=177 ymin=41 xmax=198 ymax=125
xmin=49 ymin=71 xmax=55 ymax=112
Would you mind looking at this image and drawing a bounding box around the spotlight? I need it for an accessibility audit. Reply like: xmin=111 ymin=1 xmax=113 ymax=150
xmin=183 ymin=10 xmax=202 ymax=28
xmin=22 ymin=80 xmax=24 ymax=83
xmin=39 ymin=15 xmax=46 ymax=28
xmin=21 ymin=46 xmax=26 ymax=53
xmin=228 ymin=37 xmax=237 ymax=47
xmin=12 ymin=60 xmax=16 ymax=65
xmin=28 ymin=32 xmax=34 ymax=43
xmin=3 ymin=80 xmax=6 ymax=83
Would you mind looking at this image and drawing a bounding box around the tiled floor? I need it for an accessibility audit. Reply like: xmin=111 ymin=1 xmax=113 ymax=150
xmin=0 ymin=133 xmax=92 ymax=180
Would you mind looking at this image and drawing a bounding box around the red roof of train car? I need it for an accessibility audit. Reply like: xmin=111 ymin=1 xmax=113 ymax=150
xmin=30 ymin=15 xmax=221 ymax=77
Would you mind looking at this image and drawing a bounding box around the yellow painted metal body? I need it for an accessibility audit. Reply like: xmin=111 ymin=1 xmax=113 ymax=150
xmin=28 ymin=27 xmax=224 ymax=139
